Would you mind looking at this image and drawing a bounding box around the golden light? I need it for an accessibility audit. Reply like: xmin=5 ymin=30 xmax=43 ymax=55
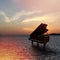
xmin=0 ymin=43 xmax=20 ymax=60
xmin=0 ymin=53 xmax=19 ymax=60
xmin=0 ymin=39 xmax=30 ymax=60
xmin=22 ymin=16 xmax=48 ymax=23
xmin=23 ymin=27 xmax=34 ymax=32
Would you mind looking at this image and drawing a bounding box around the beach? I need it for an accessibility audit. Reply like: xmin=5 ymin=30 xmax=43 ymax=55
xmin=0 ymin=35 xmax=60 ymax=60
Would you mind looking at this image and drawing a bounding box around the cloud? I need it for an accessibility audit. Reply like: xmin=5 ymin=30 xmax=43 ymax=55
xmin=0 ymin=11 xmax=25 ymax=23
xmin=0 ymin=10 xmax=41 ymax=23
xmin=10 ymin=10 xmax=25 ymax=21
xmin=0 ymin=11 xmax=10 ymax=23
xmin=11 ymin=10 xmax=41 ymax=21
xmin=22 ymin=16 xmax=46 ymax=23
xmin=0 ymin=10 xmax=60 ymax=25
xmin=22 ymin=13 xmax=59 ymax=24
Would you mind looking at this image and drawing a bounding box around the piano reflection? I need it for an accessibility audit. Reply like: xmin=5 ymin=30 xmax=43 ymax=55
xmin=29 ymin=23 xmax=49 ymax=48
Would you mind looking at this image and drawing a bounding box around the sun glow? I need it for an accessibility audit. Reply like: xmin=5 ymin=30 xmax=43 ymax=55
xmin=0 ymin=53 xmax=19 ymax=60
xmin=0 ymin=43 xmax=20 ymax=60
xmin=22 ymin=16 xmax=48 ymax=23
xmin=0 ymin=39 xmax=29 ymax=60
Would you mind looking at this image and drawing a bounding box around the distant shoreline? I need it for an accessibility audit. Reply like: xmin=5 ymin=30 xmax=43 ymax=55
xmin=0 ymin=33 xmax=60 ymax=37
xmin=49 ymin=33 xmax=60 ymax=35
xmin=0 ymin=34 xmax=29 ymax=37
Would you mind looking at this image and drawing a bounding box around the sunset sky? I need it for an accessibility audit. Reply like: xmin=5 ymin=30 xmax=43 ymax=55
xmin=0 ymin=0 xmax=60 ymax=35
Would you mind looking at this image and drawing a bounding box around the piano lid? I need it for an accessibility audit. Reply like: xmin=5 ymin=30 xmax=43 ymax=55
xmin=30 ymin=23 xmax=48 ymax=37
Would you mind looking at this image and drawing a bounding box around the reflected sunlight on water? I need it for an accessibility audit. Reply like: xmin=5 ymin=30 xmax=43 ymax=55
xmin=0 ymin=35 xmax=60 ymax=60
xmin=0 ymin=42 xmax=24 ymax=60
xmin=0 ymin=37 xmax=33 ymax=60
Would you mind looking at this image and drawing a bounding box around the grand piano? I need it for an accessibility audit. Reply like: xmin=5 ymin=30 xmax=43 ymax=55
xmin=29 ymin=23 xmax=49 ymax=48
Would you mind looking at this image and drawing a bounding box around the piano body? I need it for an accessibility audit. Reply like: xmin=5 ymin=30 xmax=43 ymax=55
xmin=29 ymin=23 xmax=49 ymax=48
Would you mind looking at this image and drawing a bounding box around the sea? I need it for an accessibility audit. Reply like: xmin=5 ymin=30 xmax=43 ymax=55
xmin=0 ymin=35 xmax=60 ymax=60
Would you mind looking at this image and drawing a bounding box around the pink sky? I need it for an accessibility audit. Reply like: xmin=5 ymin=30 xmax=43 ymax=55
xmin=0 ymin=0 xmax=60 ymax=34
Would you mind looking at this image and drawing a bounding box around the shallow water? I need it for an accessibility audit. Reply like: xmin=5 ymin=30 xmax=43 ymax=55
xmin=0 ymin=35 xmax=60 ymax=60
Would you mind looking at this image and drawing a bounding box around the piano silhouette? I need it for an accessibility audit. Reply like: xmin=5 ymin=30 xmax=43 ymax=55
xmin=29 ymin=23 xmax=49 ymax=48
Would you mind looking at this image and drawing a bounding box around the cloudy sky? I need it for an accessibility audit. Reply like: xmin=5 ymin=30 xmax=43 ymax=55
xmin=0 ymin=0 xmax=60 ymax=34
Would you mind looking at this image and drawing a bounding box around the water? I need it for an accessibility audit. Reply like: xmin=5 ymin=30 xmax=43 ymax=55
xmin=0 ymin=35 xmax=60 ymax=60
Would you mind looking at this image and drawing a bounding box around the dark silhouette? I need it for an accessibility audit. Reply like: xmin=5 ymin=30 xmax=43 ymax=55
xmin=29 ymin=23 xmax=49 ymax=49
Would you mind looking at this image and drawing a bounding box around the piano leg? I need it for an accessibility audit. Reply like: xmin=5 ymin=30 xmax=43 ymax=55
xmin=32 ymin=40 xmax=33 ymax=45
xmin=43 ymin=43 xmax=46 ymax=49
xmin=37 ymin=42 xmax=39 ymax=46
